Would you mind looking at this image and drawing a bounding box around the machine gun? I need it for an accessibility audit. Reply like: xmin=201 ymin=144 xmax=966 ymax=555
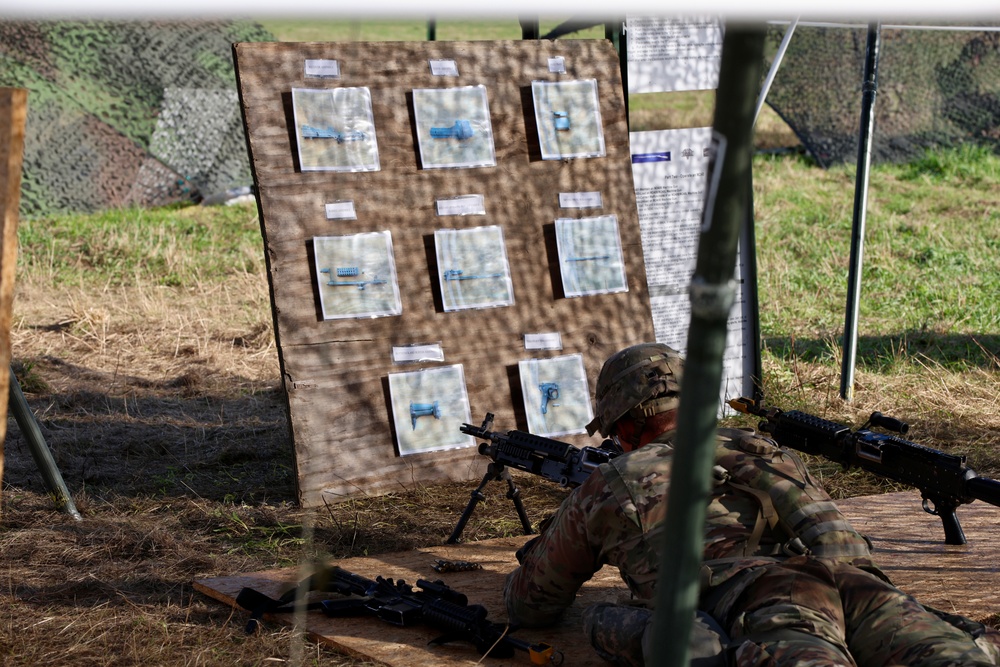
xmin=729 ymin=397 xmax=1000 ymax=545
xmin=447 ymin=412 xmax=621 ymax=543
xmin=235 ymin=565 xmax=560 ymax=664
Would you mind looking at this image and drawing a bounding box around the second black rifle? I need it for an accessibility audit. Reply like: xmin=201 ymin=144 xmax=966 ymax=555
xmin=235 ymin=565 xmax=561 ymax=664
xmin=729 ymin=397 xmax=1000 ymax=545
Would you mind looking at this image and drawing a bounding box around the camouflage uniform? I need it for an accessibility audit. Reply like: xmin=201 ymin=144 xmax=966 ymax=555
xmin=504 ymin=428 xmax=1000 ymax=666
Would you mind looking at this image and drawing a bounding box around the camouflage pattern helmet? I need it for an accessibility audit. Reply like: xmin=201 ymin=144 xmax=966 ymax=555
xmin=586 ymin=343 xmax=684 ymax=437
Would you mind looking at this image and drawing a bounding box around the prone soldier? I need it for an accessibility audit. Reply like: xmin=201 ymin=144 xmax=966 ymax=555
xmin=503 ymin=342 xmax=1000 ymax=666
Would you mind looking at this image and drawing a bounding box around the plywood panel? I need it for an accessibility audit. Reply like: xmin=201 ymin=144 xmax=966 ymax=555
xmin=233 ymin=41 xmax=655 ymax=505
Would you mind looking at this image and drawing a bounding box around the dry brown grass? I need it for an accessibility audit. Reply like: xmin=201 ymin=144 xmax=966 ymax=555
xmin=2 ymin=270 xmax=571 ymax=664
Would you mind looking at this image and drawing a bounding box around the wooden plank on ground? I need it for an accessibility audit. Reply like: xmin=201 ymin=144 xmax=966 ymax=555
xmin=0 ymin=87 xmax=28 ymax=506
xmin=233 ymin=40 xmax=655 ymax=506
xmin=838 ymin=490 xmax=1000 ymax=619
xmin=195 ymin=491 xmax=1000 ymax=666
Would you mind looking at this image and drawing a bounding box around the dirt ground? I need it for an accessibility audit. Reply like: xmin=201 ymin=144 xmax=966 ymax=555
xmin=0 ymin=271 xmax=573 ymax=665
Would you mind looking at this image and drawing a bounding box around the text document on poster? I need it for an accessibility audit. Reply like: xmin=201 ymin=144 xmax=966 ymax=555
xmin=630 ymin=126 xmax=756 ymax=412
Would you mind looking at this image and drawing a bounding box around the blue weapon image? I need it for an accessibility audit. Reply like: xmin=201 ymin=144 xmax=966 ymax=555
xmin=539 ymin=382 xmax=560 ymax=415
xmin=565 ymin=255 xmax=610 ymax=263
xmin=410 ymin=401 xmax=442 ymax=429
xmin=320 ymin=267 xmax=387 ymax=290
xmin=430 ymin=120 xmax=474 ymax=140
xmin=443 ymin=269 xmax=504 ymax=282
xmin=552 ymin=111 xmax=570 ymax=131
xmin=301 ymin=126 xmax=367 ymax=143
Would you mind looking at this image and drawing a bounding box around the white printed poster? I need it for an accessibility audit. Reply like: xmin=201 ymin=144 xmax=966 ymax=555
xmin=625 ymin=15 xmax=724 ymax=93
xmin=629 ymin=126 xmax=755 ymax=412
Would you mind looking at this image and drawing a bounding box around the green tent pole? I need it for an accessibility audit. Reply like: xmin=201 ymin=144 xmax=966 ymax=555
xmin=840 ymin=22 xmax=882 ymax=402
xmin=648 ymin=23 xmax=766 ymax=667
xmin=8 ymin=366 xmax=81 ymax=520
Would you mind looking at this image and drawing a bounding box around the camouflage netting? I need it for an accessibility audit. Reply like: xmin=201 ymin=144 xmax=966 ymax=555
xmin=0 ymin=20 xmax=275 ymax=219
xmin=764 ymin=24 xmax=1000 ymax=167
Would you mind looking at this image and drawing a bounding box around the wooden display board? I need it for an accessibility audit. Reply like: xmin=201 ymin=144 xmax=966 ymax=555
xmin=233 ymin=40 xmax=655 ymax=506
xmin=0 ymin=88 xmax=28 ymax=502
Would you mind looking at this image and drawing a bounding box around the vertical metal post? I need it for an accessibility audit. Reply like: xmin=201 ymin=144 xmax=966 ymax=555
xmin=840 ymin=22 xmax=881 ymax=402
xmin=605 ymin=19 xmax=628 ymax=126
xmin=519 ymin=17 xmax=540 ymax=40
xmin=648 ymin=24 xmax=767 ymax=667
xmin=426 ymin=19 xmax=437 ymax=42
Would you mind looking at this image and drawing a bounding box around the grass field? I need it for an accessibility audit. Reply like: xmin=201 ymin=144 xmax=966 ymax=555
xmin=2 ymin=19 xmax=999 ymax=666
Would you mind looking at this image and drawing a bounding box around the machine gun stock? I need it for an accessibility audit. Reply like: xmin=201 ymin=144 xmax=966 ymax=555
xmin=729 ymin=397 xmax=1000 ymax=545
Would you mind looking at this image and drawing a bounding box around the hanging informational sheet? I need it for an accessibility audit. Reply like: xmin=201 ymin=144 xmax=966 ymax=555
xmin=531 ymin=79 xmax=607 ymax=160
xmin=313 ymin=231 xmax=402 ymax=320
xmin=630 ymin=126 xmax=755 ymax=411
xmin=625 ymin=15 xmax=724 ymax=94
xmin=387 ymin=364 xmax=475 ymax=456
xmin=434 ymin=225 xmax=515 ymax=312
xmin=412 ymin=85 xmax=497 ymax=169
xmin=291 ymin=87 xmax=380 ymax=172
xmin=518 ymin=353 xmax=593 ymax=438
xmin=554 ymin=215 xmax=628 ymax=298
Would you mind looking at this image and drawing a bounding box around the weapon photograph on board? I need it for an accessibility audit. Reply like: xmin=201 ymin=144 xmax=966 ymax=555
xmin=729 ymin=397 xmax=1000 ymax=545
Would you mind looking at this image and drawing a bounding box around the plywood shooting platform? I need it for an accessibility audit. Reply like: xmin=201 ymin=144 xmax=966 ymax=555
xmin=195 ymin=491 xmax=1000 ymax=666
xmin=233 ymin=40 xmax=655 ymax=506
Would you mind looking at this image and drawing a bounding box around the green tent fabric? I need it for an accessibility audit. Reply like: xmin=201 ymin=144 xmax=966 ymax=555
xmin=0 ymin=20 xmax=274 ymax=218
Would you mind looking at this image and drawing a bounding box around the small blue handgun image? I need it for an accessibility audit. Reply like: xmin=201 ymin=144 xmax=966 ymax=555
xmin=320 ymin=267 xmax=387 ymax=290
xmin=539 ymin=382 xmax=560 ymax=415
xmin=410 ymin=401 xmax=442 ymax=429
xmin=553 ymin=111 xmax=570 ymax=131
xmin=430 ymin=120 xmax=474 ymax=140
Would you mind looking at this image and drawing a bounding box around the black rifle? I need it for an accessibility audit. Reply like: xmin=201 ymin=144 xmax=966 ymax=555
xmin=729 ymin=397 xmax=1000 ymax=545
xmin=235 ymin=565 xmax=560 ymax=664
xmin=448 ymin=412 xmax=622 ymax=543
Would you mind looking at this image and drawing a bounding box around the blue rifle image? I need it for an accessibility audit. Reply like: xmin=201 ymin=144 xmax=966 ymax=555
xmin=443 ymin=269 xmax=504 ymax=281
xmin=320 ymin=267 xmax=387 ymax=290
xmin=429 ymin=120 xmax=474 ymax=140
xmin=234 ymin=566 xmax=560 ymax=663
xmin=301 ymin=125 xmax=367 ymax=143
xmin=565 ymin=255 xmax=610 ymax=263
xmin=539 ymin=382 xmax=560 ymax=415
xmin=410 ymin=401 xmax=441 ymax=429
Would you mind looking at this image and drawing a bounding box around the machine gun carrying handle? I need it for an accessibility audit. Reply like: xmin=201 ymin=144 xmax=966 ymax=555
xmin=867 ymin=411 xmax=909 ymax=435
